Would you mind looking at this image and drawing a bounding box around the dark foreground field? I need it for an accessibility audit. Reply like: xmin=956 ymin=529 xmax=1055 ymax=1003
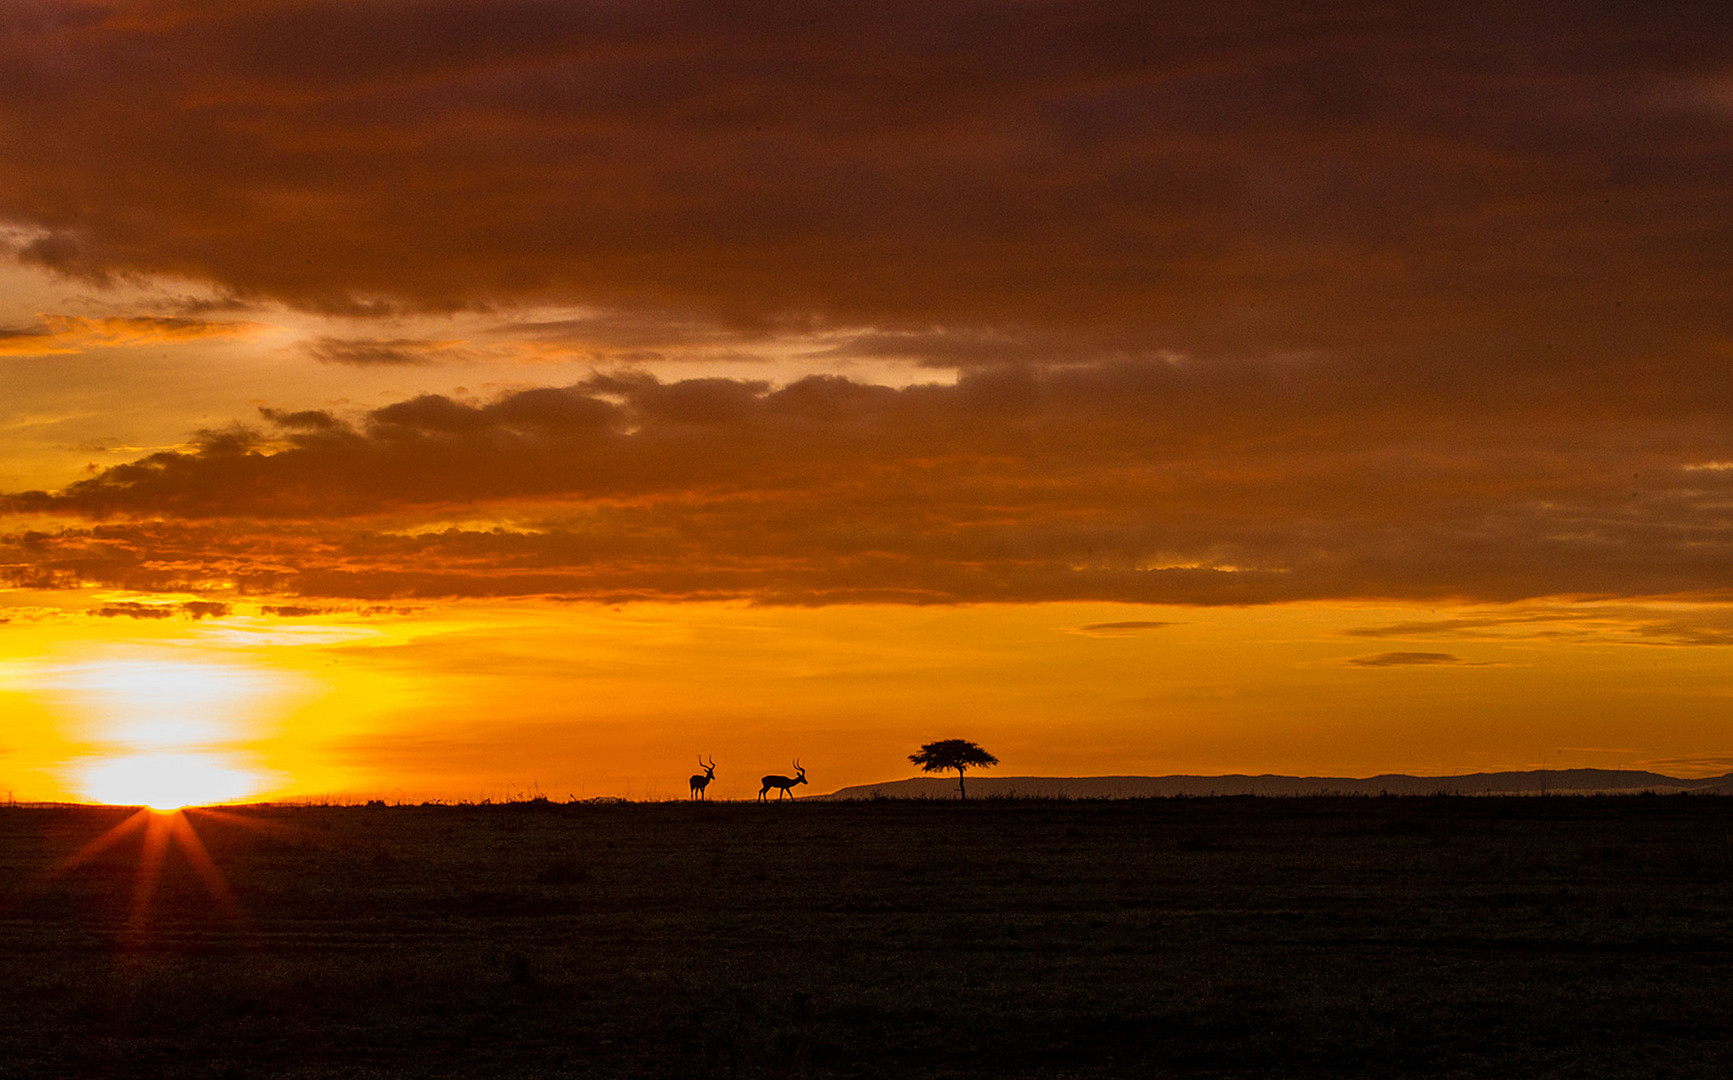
xmin=4 ymin=797 xmax=1733 ymax=1078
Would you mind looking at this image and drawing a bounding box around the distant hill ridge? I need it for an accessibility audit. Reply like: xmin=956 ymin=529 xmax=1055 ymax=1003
xmin=818 ymin=769 xmax=1733 ymax=800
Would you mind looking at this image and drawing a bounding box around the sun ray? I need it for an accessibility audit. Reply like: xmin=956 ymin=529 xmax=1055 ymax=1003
xmin=187 ymin=805 xmax=306 ymax=839
xmin=124 ymin=811 xmax=173 ymax=946
xmin=167 ymin=811 xmax=240 ymax=916
xmin=35 ymin=807 xmax=250 ymax=949
xmin=48 ymin=807 xmax=152 ymax=878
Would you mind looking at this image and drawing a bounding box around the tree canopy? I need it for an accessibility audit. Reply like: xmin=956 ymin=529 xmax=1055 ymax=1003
xmin=909 ymin=739 xmax=999 ymax=799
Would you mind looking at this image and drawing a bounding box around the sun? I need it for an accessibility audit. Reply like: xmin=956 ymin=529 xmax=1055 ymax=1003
xmin=77 ymin=751 xmax=262 ymax=810
xmin=41 ymin=655 xmax=281 ymax=808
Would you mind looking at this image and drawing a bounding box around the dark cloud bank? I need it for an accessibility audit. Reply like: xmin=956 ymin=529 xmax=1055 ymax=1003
xmin=0 ymin=0 xmax=1729 ymax=364
xmin=7 ymin=361 xmax=1733 ymax=604
xmin=1 ymin=3 xmax=1731 ymax=606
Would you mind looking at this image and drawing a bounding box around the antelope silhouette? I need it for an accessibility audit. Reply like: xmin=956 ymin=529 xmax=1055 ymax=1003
xmin=758 ymin=760 xmax=807 ymax=801
xmin=689 ymin=755 xmax=716 ymax=800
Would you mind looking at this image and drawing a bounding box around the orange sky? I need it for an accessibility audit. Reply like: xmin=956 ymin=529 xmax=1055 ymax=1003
xmin=3 ymin=1 xmax=1733 ymax=804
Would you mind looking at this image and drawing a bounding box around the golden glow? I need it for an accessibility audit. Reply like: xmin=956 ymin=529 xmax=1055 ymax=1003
xmin=4 ymin=597 xmax=1733 ymax=803
xmin=75 ymin=751 xmax=262 ymax=810
xmin=2 ymin=646 xmax=297 ymax=805
xmin=50 ymin=658 xmax=280 ymax=750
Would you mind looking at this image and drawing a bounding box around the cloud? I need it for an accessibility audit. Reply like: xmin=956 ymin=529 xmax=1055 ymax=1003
xmin=1346 ymin=607 xmax=1733 ymax=647
xmin=6 ymin=358 xmax=1733 ymax=605
xmin=1072 ymin=620 xmax=1175 ymax=636
xmin=258 ymin=603 xmax=415 ymax=617
xmin=303 ymin=337 xmax=471 ymax=366
xmin=818 ymin=327 xmax=1184 ymax=370
xmin=487 ymin=309 xmax=780 ymax=362
xmin=2 ymin=4 xmax=1731 ymax=631
xmin=0 ymin=0 xmax=1727 ymax=381
xmin=1642 ymin=755 xmax=1733 ymax=776
xmin=91 ymin=602 xmax=177 ymax=619
xmin=90 ymin=599 xmax=231 ymax=619
xmin=258 ymin=408 xmax=343 ymax=431
xmin=1345 ymin=613 xmax=1592 ymax=638
xmin=0 ymin=314 xmax=264 ymax=356
xmin=1626 ymin=619 xmax=1733 ymax=647
xmin=261 ymin=604 xmax=329 ymax=617
xmin=1345 ymin=652 xmax=1476 ymax=668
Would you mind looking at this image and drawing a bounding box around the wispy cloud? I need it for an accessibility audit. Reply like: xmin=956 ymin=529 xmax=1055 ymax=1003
xmin=1642 ymin=755 xmax=1733 ymax=776
xmin=1347 ymin=607 xmax=1733 ymax=647
xmin=1345 ymin=613 xmax=1593 ymax=638
xmin=1072 ymin=620 xmax=1175 ymax=637
xmin=0 ymin=315 xmax=264 ymax=356
xmin=302 ymin=337 xmax=471 ymax=366
xmin=1345 ymin=652 xmax=1480 ymax=668
xmin=91 ymin=600 xmax=231 ymax=620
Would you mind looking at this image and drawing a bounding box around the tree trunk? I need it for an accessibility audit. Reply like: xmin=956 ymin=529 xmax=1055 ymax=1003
xmin=958 ymin=768 xmax=966 ymax=800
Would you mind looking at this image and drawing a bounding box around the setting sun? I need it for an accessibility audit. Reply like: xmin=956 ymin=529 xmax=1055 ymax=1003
xmin=19 ymin=655 xmax=284 ymax=807
xmin=6 ymin=654 xmax=293 ymax=806
xmin=74 ymin=751 xmax=263 ymax=810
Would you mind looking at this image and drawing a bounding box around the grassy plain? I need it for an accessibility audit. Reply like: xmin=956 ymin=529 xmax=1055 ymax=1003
xmin=2 ymin=796 xmax=1733 ymax=1078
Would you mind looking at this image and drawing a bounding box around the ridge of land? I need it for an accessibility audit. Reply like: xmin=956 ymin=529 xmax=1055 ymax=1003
xmin=818 ymin=768 xmax=1733 ymax=799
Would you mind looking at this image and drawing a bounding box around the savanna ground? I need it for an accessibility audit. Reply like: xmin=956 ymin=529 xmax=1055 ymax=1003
xmin=3 ymin=796 xmax=1733 ymax=1078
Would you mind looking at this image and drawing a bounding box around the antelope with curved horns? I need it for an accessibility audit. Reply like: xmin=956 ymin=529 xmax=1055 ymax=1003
xmin=689 ymin=755 xmax=717 ymax=800
xmin=758 ymin=759 xmax=807 ymax=801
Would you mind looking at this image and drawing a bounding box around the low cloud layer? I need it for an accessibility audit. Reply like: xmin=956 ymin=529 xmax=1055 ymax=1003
xmin=5 ymin=360 xmax=1733 ymax=604
xmin=0 ymin=314 xmax=261 ymax=355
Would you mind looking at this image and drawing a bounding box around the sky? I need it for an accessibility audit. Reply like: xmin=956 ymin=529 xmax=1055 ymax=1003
xmin=2 ymin=0 xmax=1733 ymax=804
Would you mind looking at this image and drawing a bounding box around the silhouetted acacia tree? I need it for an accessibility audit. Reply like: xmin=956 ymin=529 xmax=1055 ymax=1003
xmin=909 ymin=739 xmax=999 ymax=799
